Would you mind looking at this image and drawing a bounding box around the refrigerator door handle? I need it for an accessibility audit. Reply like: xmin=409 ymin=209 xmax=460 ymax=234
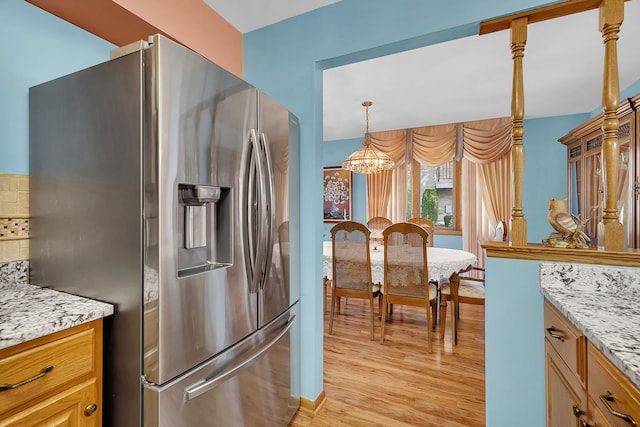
xmin=242 ymin=131 xmax=257 ymax=290
xmin=259 ymin=132 xmax=276 ymax=289
xmin=248 ymin=129 xmax=268 ymax=294
xmin=183 ymin=314 xmax=295 ymax=401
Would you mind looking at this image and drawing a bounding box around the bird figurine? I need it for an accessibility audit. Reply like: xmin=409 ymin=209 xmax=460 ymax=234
xmin=544 ymin=198 xmax=591 ymax=248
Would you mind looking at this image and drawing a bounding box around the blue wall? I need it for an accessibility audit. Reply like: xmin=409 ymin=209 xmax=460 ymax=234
xmin=2 ymin=0 xmax=639 ymax=424
xmin=0 ymin=1 xmax=114 ymax=174
xmin=242 ymin=0 xmax=640 ymax=423
xmin=485 ymin=257 xmax=545 ymax=426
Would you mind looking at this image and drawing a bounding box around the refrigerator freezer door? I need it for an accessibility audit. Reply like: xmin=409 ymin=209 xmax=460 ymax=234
xmin=143 ymin=305 xmax=299 ymax=427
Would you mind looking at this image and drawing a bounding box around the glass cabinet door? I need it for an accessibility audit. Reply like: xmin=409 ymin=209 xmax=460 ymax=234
xmin=618 ymin=143 xmax=632 ymax=247
xmin=585 ymin=151 xmax=603 ymax=245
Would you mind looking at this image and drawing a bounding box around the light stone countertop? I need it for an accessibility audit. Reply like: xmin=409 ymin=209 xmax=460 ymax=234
xmin=0 ymin=282 xmax=114 ymax=350
xmin=540 ymin=262 xmax=640 ymax=390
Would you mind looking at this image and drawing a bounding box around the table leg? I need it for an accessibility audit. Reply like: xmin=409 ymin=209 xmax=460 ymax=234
xmin=449 ymin=272 xmax=460 ymax=345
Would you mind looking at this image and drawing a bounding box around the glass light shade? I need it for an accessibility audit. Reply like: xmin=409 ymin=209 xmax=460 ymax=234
xmin=342 ymin=139 xmax=395 ymax=174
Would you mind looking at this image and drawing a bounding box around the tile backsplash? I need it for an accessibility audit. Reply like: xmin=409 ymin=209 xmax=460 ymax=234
xmin=0 ymin=173 xmax=29 ymax=263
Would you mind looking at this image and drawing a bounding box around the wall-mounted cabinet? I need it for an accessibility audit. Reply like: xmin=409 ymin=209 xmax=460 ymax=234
xmin=558 ymin=94 xmax=640 ymax=248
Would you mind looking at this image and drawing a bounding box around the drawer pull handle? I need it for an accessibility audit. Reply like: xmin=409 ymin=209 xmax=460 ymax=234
xmin=546 ymin=326 xmax=565 ymax=342
xmin=573 ymin=405 xmax=586 ymax=418
xmin=600 ymin=391 xmax=637 ymax=426
xmin=0 ymin=365 xmax=54 ymax=392
xmin=579 ymin=419 xmax=593 ymax=427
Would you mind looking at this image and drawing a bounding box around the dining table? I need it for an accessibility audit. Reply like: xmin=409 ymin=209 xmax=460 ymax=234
xmin=322 ymin=241 xmax=477 ymax=340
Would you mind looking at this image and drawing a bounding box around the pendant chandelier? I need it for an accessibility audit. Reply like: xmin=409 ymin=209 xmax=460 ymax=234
xmin=342 ymin=101 xmax=395 ymax=174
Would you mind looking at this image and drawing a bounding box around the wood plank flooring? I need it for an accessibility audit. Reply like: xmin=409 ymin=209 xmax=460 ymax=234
xmin=289 ymin=295 xmax=485 ymax=427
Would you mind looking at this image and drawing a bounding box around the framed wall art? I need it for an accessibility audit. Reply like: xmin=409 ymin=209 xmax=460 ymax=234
xmin=323 ymin=166 xmax=352 ymax=222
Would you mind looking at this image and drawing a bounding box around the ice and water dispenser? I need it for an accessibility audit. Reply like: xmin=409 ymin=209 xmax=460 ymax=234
xmin=177 ymin=183 xmax=232 ymax=277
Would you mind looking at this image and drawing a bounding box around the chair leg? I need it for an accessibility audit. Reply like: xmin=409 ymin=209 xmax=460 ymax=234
xmin=425 ymin=304 xmax=432 ymax=353
xmin=323 ymin=277 xmax=328 ymax=314
xmin=380 ymin=295 xmax=388 ymax=344
xmin=328 ymin=289 xmax=337 ymax=335
xmin=368 ymin=297 xmax=375 ymax=340
xmin=431 ymin=299 xmax=438 ymax=331
xmin=452 ymin=299 xmax=458 ymax=345
xmin=440 ymin=300 xmax=448 ymax=340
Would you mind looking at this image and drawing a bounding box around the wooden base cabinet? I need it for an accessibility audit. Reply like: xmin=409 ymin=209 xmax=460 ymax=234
xmin=544 ymin=301 xmax=588 ymax=426
xmin=546 ymin=342 xmax=588 ymax=427
xmin=545 ymin=301 xmax=640 ymax=427
xmin=0 ymin=320 xmax=103 ymax=427
xmin=587 ymin=342 xmax=640 ymax=427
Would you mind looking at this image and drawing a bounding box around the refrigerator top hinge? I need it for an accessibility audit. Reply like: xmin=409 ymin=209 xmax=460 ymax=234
xmin=109 ymin=40 xmax=150 ymax=60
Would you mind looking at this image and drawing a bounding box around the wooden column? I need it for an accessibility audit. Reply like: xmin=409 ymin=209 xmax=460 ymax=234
xmin=510 ymin=17 xmax=528 ymax=246
xmin=600 ymin=0 xmax=625 ymax=251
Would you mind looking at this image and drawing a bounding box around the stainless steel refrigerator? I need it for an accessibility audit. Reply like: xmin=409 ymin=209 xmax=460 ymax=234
xmin=29 ymin=34 xmax=300 ymax=427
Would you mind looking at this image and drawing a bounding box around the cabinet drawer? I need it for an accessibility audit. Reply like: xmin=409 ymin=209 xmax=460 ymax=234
xmin=0 ymin=321 xmax=98 ymax=416
xmin=544 ymin=301 xmax=585 ymax=383
xmin=587 ymin=342 xmax=640 ymax=427
xmin=0 ymin=378 xmax=99 ymax=427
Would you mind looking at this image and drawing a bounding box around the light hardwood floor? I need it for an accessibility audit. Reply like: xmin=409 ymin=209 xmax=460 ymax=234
xmin=289 ymin=295 xmax=485 ymax=427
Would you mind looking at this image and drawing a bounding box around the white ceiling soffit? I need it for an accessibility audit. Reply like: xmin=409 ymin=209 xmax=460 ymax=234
xmin=202 ymin=0 xmax=341 ymax=33
xmin=323 ymin=1 xmax=640 ymax=142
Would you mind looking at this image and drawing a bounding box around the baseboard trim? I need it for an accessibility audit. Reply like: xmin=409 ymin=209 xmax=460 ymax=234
xmin=298 ymin=390 xmax=326 ymax=416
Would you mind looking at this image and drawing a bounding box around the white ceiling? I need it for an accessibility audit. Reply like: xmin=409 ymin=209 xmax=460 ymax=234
xmin=203 ymin=0 xmax=341 ymax=33
xmin=204 ymin=0 xmax=640 ymax=142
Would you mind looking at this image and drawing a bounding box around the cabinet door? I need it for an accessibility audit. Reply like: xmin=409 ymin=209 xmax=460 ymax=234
xmin=546 ymin=342 xmax=587 ymax=427
xmin=583 ymin=132 xmax=603 ymax=243
xmin=588 ymin=343 xmax=640 ymax=427
xmin=0 ymin=378 xmax=99 ymax=427
xmin=588 ymin=395 xmax=613 ymax=427
xmin=619 ymin=141 xmax=634 ymax=248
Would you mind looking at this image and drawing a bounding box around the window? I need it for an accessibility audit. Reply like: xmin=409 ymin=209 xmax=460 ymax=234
xmin=406 ymin=159 xmax=461 ymax=232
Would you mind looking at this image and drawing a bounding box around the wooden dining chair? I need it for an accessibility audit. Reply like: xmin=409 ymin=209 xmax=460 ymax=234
xmin=439 ymin=220 xmax=505 ymax=344
xmin=329 ymin=221 xmax=381 ymax=340
xmin=380 ymin=222 xmax=438 ymax=352
xmin=366 ymin=216 xmax=392 ymax=247
xmin=407 ymin=217 xmax=435 ymax=246
xmin=439 ymin=273 xmax=484 ymax=345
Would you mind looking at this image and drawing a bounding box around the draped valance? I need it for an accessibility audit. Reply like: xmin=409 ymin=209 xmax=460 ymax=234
xmin=412 ymin=123 xmax=456 ymax=166
xmin=368 ymin=117 xmax=512 ymax=166
xmin=462 ymin=117 xmax=513 ymax=164
xmin=368 ymin=129 xmax=407 ymax=166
